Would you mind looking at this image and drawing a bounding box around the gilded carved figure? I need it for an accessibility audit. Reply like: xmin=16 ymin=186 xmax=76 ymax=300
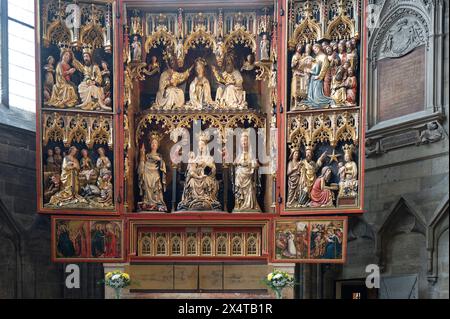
xmin=213 ymin=56 xmax=247 ymax=109
xmin=187 ymin=58 xmax=214 ymax=109
xmin=286 ymin=145 xmax=328 ymax=208
xmin=47 ymin=49 xmax=79 ymax=108
xmin=260 ymin=34 xmax=270 ymax=61
xmin=177 ymin=133 xmax=221 ymax=211
xmin=233 ymin=131 xmax=261 ymax=212
xmin=43 ymin=56 xmax=56 ymax=103
xmin=291 ymin=43 xmax=313 ymax=106
xmin=73 ymin=49 xmax=112 ymax=111
xmin=138 ymin=132 xmax=168 ymax=212
xmin=338 ymin=144 xmax=358 ymax=199
xmin=152 ymin=57 xmax=192 ymax=110
xmin=49 ymin=146 xmax=87 ymax=207
xmin=131 ymin=35 xmax=142 ymax=62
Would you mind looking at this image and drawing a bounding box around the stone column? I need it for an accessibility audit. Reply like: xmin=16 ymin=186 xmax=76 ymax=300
xmin=268 ymin=263 xmax=296 ymax=299
xmin=103 ymin=263 xmax=130 ymax=299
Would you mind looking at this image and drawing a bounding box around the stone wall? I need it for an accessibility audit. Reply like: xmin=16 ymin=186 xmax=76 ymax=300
xmin=319 ymin=0 xmax=449 ymax=299
xmin=0 ymin=122 xmax=104 ymax=298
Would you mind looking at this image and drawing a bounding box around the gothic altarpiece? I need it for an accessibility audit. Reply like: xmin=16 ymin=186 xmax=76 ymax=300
xmin=35 ymin=0 xmax=364 ymax=286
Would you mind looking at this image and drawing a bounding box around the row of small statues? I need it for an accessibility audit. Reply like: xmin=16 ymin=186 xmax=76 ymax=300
xmin=138 ymin=131 xmax=261 ymax=212
xmin=44 ymin=146 xmax=113 ymax=208
xmin=286 ymin=144 xmax=358 ymax=208
xmin=291 ymin=38 xmax=358 ymax=110
xmin=43 ymin=48 xmax=112 ymax=112
xmin=148 ymin=55 xmax=249 ymax=110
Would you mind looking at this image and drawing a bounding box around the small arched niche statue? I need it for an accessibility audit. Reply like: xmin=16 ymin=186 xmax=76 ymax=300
xmin=138 ymin=132 xmax=168 ymax=212
xmin=232 ymin=131 xmax=261 ymax=212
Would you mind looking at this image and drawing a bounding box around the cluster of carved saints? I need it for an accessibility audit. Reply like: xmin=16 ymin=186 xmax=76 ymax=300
xmin=150 ymin=55 xmax=248 ymax=110
xmin=138 ymin=131 xmax=261 ymax=213
xmin=44 ymin=146 xmax=113 ymax=208
xmin=291 ymin=38 xmax=358 ymax=110
xmin=43 ymin=48 xmax=112 ymax=112
xmin=287 ymin=144 xmax=358 ymax=208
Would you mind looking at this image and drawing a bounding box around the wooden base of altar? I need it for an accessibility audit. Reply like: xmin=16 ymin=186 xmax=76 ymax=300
xmin=103 ymin=263 xmax=296 ymax=299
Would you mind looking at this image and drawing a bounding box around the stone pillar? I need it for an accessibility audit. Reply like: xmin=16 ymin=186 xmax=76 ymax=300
xmin=268 ymin=263 xmax=296 ymax=299
xmin=103 ymin=263 xmax=130 ymax=299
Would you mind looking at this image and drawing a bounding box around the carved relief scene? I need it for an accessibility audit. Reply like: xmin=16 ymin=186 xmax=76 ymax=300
xmin=38 ymin=0 xmax=116 ymax=211
xmin=42 ymin=112 xmax=115 ymax=210
xmin=123 ymin=3 xmax=278 ymax=214
xmin=41 ymin=0 xmax=114 ymax=112
xmin=285 ymin=0 xmax=362 ymax=212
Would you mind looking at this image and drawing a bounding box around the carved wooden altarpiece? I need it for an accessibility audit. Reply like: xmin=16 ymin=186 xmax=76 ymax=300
xmin=35 ymin=0 xmax=365 ymax=268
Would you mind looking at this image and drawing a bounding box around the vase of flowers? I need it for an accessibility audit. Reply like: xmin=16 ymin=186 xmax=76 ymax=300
xmin=104 ymin=271 xmax=131 ymax=299
xmin=263 ymin=270 xmax=295 ymax=299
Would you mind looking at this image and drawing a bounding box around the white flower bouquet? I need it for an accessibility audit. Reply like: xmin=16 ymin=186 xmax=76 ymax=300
xmin=262 ymin=270 xmax=295 ymax=299
xmin=104 ymin=271 xmax=131 ymax=299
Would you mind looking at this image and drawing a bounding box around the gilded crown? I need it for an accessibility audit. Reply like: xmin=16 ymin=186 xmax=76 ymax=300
xmin=342 ymin=144 xmax=355 ymax=154
xmin=82 ymin=44 xmax=94 ymax=56
xmin=149 ymin=131 xmax=162 ymax=143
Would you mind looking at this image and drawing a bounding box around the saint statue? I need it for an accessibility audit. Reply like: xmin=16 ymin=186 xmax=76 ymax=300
xmin=49 ymin=146 xmax=87 ymax=207
xmin=241 ymin=54 xmax=256 ymax=72
xmin=330 ymin=66 xmax=347 ymax=105
xmin=286 ymin=148 xmax=301 ymax=207
xmin=298 ymin=146 xmax=327 ymax=206
xmin=260 ymin=34 xmax=270 ymax=61
xmin=344 ymin=67 xmax=357 ymax=106
xmin=47 ymin=49 xmax=79 ymax=108
xmin=187 ymin=58 xmax=214 ymax=109
xmin=233 ymin=131 xmax=261 ymax=212
xmin=152 ymin=57 xmax=192 ymax=110
xmin=96 ymin=147 xmax=112 ymax=178
xmin=131 ymin=36 xmax=142 ymax=62
xmin=43 ymin=55 xmax=55 ymax=103
xmin=79 ymin=149 xmax=99 ymax=197
xmin=214 ymin=36 xmax=225 ymax=67
xmin=338 ymin=144 xmax=358 ymax=199
xmin=291 ymin=43 xmax=313 ymax=107
xmin=175 ymin=37 xmax=184 ymax=65
xmin=310 ymin=166 xmax=337 ymax=207
xmin=213 ymin=56 xmax=248 ymax=109
xmin=177 ymin=133 xmax=221 ymax=211
xmin=300 ymin=44 xmax=335 ymax=109
xmin=73 ymin=49 xmax=112 ymax=111
xmin=138 ymin=132 xmax=168 ymax=212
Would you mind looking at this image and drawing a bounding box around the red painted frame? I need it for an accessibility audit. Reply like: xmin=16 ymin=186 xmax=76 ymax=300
xmin=270 ymin=216 xmax=348 ymax=264
xmin=51 ymin=215 xmax=127 ymax=263
xmin=34 ymin=0 xmax=123 ymax=216
xmin=38 ymin=0 xmax=366 ymax=264
xmin=276 ymin=0 xmax=367 ymax=216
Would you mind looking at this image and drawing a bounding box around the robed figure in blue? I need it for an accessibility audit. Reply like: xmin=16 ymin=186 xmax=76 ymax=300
xmin=301 ymin=43 xmax=335 ymax=109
